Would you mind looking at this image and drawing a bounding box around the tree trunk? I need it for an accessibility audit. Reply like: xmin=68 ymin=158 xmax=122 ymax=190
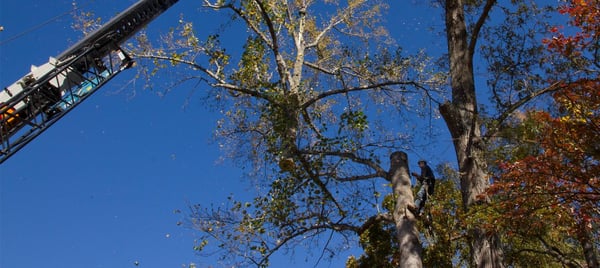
xmin=579 ymin=229 xmax=599 ymax=268
xmin=389 ymin=151 xmax=422 ymax=267
xmin=440 ymin=0 xmax=505 ymax=267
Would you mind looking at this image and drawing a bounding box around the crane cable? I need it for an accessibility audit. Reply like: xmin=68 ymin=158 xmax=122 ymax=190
xmin=0 ymin=1 xmax=95 ymax=46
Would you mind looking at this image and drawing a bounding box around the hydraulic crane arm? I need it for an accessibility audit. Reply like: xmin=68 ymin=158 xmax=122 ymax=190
xmin=0 ymin=0 xmax=179 ymax=164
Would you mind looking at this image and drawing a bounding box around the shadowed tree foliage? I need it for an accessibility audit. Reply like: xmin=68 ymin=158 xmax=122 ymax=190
xmin=438 ymin=0 xmax=573 ymax=266
xmin=481 ymin=1 xmax=599 ymax=267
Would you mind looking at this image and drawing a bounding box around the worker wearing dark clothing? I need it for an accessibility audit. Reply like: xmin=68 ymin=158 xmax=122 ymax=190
xmin=410 ymin=160 xmax=435 ymax=216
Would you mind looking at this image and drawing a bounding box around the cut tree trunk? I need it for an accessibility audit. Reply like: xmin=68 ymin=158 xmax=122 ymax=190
xmin=389 ymin=151 xmax=422 ymax=267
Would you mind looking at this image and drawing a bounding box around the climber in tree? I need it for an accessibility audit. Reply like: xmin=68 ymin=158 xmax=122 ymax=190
xmin=409 ymin=159 xmax=435 ymax=216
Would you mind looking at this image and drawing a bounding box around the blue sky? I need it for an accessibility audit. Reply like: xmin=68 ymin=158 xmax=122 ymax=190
xmin=0 ymin=1 xmax=237 ymax=267
xmin=0 ymin=1 xmax=459 ymax=267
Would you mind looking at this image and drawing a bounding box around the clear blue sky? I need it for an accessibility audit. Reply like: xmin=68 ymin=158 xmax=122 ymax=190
xmin=0 ymin=1 xmax=458 ymax=267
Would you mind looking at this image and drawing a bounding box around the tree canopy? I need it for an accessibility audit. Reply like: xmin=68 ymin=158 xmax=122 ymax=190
xmin=484 ymin=1 xmax=599 ymax=267
xmin=75 ymin=0 xmax=600 ymax=267
xmin=129 ymin=0 xmax=444 ymax=266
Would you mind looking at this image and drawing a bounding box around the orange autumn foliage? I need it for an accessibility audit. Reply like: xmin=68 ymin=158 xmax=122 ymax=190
xmin=543 ymin=0 xmax=600 ymax=57
xmin=486 ymin=0 xmax=599 ymax=253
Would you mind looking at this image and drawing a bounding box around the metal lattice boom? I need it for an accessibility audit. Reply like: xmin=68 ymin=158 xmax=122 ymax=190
xmin=0 ymin=0 xmax=179 ymax=164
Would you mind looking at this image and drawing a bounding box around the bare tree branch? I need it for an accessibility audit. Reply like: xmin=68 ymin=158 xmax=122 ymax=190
xmin=302 ymin=81 xmax=425 ymax=110
xmin=485 ymin=81 xmax=562 ymax=140
xmin=468 ymin=0 xmax=496 ymax=60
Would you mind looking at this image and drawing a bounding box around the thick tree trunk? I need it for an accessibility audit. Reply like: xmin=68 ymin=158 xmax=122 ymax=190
xmin=389 ymin=151 xmax=422 ymax=267
xmin=441 ymin=1 xmax=505 ymax=267
xmin=579 ymin=229 xmax=599 ymax=268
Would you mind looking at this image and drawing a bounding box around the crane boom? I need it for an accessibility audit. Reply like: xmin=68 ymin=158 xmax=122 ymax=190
xmin=0 ymin=0 xmax=179 ymax=164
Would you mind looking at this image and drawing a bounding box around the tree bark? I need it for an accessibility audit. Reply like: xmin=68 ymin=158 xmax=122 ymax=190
xmin=440 ymin=0 xmax=505 ymax=267
xmin=579 ymin=229 xmax=599 ymax=268
xmin=389 ymin=151 xmax=422 ymax=267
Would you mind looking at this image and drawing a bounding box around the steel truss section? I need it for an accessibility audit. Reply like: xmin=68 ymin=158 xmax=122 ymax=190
xmin=0 ymin=45 xmax=133 ymax=164
xmin=0 ymin=0 xmax=180 ymax=164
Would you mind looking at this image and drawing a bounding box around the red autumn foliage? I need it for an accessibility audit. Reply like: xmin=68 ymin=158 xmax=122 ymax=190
xmin=542 ymin=0 xmax=600 ymax=57
xmin=487 ymin=0 xmax=599 ymax=255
